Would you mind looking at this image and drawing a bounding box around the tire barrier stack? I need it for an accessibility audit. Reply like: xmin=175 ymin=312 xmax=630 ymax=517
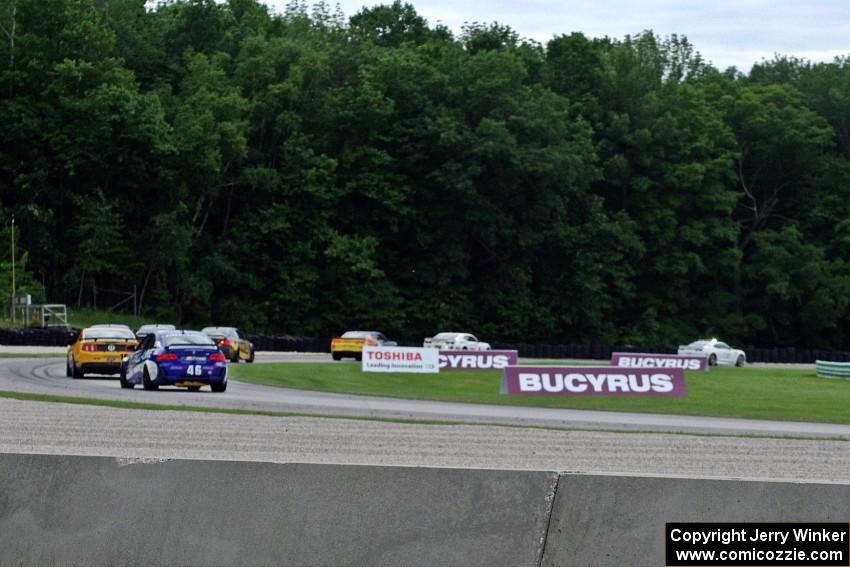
xmin=0 ymin=327 xmax=79 ymax=347
xmin=1 ymin=327 xmax=848 ymax=363
xmin=242 ymin=334 xmax=331 ymax=353
xmin=492 ymin=343 xmax=677 ymax=360
xmin=1 ymin=454 xmax=848 ymax=567
xmin=815 ymin=360 xmax=850 ymax=379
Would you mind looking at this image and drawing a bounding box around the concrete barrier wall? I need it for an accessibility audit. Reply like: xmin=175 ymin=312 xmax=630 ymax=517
xmin=542 ymin=474 xmax=850 ymax=566
xmin=1 ymin=453 xmax=848 ymax=567
xmin=0 ymin=454 xmax=556 ymax=567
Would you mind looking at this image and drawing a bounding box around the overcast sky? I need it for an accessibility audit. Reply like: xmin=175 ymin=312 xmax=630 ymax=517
xmin=263 ymin=0 xmax=850 ymax=71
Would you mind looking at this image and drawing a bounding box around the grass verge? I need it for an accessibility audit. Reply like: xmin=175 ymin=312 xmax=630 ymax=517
xmin=230 ymin=362 xmax=850 ymax=425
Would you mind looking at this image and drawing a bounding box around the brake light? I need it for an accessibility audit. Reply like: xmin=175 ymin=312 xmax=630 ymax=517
xmin=155 ymin=353 xmax=178 ymax=362
xmin=82 ymin=344 xmax=97 ymax=352
xmin=365 ymin=338 xmax=378 ymax=346
xmin=209 ymin=352 xmax=226 ymax=362
xmin=218 ymin=339 xmax=231 ymax=347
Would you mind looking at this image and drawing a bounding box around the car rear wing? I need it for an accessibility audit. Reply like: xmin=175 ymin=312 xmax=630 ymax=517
xmin=331 ymin=337 xmax=377 ymax=349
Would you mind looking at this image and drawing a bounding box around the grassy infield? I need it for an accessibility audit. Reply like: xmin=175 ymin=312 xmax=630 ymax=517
xmin=227 ymin=362 xmax=850 ymax=425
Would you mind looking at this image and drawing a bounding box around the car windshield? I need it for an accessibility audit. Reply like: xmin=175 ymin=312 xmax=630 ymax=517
xmin=342 ymin=331 xmax=369 ymax=339
xmin=84 ymin=329 xmax=136 ymax=340
xmin=685 ymin=341 xmax=709 ymax=348
xmin=434 ymin=333 xmax=459 ymax=340
xmin=202 ymin=327 xmax=235 ymax=337
xmin=138 ymin=324 xmax=175 ymax=334
xmin=161 ymin=333 xmax=215 ymax=347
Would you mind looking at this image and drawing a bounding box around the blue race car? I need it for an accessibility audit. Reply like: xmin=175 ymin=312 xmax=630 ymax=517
xmin=120 ymin=330 xmax=228 ymax=392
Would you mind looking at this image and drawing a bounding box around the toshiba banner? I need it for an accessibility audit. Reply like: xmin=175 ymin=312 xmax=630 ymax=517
xmin=439 ymin=350 xmax=518 ymax=370
xmin=362 ymin=346 xmax=439 ymax=373
xmin=611 ymin=352 xmax=708 ymax=372
xmin=500 ymin=366 xmax=687 ymax=396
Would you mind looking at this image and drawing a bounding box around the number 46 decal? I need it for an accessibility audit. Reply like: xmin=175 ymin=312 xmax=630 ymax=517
xmin=186 ymin=365 xmax=203 ymax=376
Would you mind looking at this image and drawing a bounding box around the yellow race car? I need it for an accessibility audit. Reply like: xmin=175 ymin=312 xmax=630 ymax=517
xmin=67 ymin=324 xmax=138 ymax=379
xmin=331 ymin=331 xmax=397 ymax=361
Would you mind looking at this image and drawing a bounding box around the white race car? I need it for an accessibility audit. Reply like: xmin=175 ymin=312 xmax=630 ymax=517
xmin=423 ymin=332 xmax=491 ymax=351
xmin=677 ymin=338 xmax=746 ymax=366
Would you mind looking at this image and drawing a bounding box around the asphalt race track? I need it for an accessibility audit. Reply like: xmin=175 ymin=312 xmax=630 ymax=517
xmin=1 ymin=354 xmax=850 ymax=437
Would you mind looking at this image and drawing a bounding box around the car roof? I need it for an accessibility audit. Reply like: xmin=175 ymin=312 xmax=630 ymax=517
xmin=202 ymin=326 xmax=235 ymax=332
xmin=89 ymin=324 xmax=132 ymax=329
xmin=159 ymin=330 xmax=204 ymax=335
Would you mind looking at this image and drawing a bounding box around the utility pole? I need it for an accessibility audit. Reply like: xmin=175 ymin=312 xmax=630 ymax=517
xmin=10 ymin=215 xmax=15 ymax=324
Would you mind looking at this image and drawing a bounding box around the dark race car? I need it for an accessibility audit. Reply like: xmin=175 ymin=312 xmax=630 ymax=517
xmin=201 ymin=326 xmax=255 ymax=363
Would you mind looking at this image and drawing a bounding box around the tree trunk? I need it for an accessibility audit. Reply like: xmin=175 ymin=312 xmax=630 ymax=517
xmin=137 ymin=267 xmax=153 ymax=314
xmin=76 ymin=271 xmax=85 ymax=307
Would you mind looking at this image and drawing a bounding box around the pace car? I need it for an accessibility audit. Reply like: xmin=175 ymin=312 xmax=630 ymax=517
xmin=677 ymin=338 xmax=746 ymax=366
xmin=67 ymin=324 xmax=138 ymax=378
xmin=120 ymin=330 xmax=228 ymax=391
xmin=201 ymin=327 xmax=255 ymax=363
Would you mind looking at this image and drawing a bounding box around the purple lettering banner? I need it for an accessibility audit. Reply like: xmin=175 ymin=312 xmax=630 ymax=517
xmin=439 ymin=350 xmax=518 ymax=371
xmin=611 ymin=353 xmax=708 ymax=372
xmin=500 ymin=366 xmax=687 ymax=396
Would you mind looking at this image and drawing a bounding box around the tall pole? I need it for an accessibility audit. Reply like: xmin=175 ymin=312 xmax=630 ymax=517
xmin=10 ymin=215 xmax=15 ymax=324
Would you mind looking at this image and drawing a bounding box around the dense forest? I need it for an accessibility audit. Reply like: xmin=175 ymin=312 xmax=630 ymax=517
xmin=1 ymin=0 xmax=849 ymax=347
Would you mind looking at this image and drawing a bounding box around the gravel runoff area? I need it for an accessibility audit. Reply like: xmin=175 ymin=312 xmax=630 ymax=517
xmin=1 ymin=398 xmax=848 ymax=483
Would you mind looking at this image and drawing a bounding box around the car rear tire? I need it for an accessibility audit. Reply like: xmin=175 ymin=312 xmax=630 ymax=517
xmin=66 ymin=360 xmax=72 ymax=378
xmin=332 ymin=352 xmax=342 ymax=361
xmin=71 ymin=359 xmax=84 ymax=379
xmin=119 ymin=366 xmax=134 ymax=389
xmin=142 ymin=367 xmax=158 ymax=391
xmin=736 ymin=355 xmax=745 ymax=367
xmin=247 ymin=348 xmax=254 ymax=363
xmin=211 ymin=381 xmax=227 ymax=393
xmin=355 ymin=353 xmax=362 ymax=361
xmin=708 ymin=354 xmax=717 ymax=366
xmin=231 ymin=350 xmax=240 ymax=363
